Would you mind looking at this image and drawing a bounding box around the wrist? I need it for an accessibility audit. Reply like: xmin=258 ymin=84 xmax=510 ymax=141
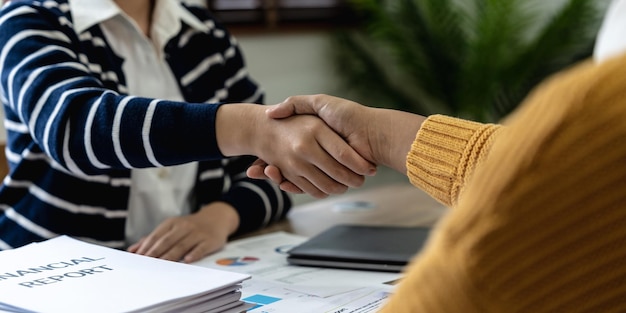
xmin=371 ymin=109 xmax=426 ymax=173
xmin=198 ymin=202 xmax=240 ymax=236
xmin=216 ymin=103 xmax=265 ymax=157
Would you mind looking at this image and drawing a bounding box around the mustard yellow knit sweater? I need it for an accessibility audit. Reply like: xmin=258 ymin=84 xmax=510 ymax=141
xmin=381 ymin=54 xmax=626 ymax=312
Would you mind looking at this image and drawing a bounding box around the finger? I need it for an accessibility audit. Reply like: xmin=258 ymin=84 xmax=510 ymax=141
xmin=159 ymin=234 xmax=198 ymax=262
xmin=318 ymin=128 xmax=377 ymax=178
xmin=279 ymin=181 xmax=304 ymax=194
xmin=293 ymin=163 xmax=350 ymax=196
xmin=266 ymin=95 xmax=320 ymax=119
xmin=127 ymin=238 xmax=144 ymax=253
xmin=250 ymin=158 xmax=268 ymax=168
xmin=288 ymin=166 xmax=348 ymax=196
xmin=260 ymin=165 xmax=303 ymax=193
xmin=276 ymin=133 xmax=355 ymax=196
xmin=136 ymin=221 xmax=188 ymax=258
xmin=246 ymin=159 xmax=269 ymax=180
xmin=144 ymin=233 xmax=188 ymax=260
xmin=303 ymin=128 xmax=369 ymax=188
xmin=281 ymin=170 xmax=332 ymax=198
xmin=183 ymin=240 xmax=223 ymax=264
xmin=264 ymin=165 xmax=284 ymax=184
xmin=249 ymin=160 xmax=324 ymax=194
xmin=246 ymin=165 xmax=267 ymax=180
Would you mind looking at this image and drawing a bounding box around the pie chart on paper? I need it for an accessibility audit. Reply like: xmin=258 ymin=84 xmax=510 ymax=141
xmin=215 ymin=256 xmax=260 ymax=266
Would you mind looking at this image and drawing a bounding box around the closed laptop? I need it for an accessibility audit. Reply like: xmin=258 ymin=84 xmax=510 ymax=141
xmin=286 ymin=224 xmax=431 ymax=272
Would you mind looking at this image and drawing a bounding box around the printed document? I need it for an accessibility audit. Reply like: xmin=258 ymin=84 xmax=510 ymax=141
xmin=0 ymin=236 xmax=251 ymax=313
xmin=193 ymin=232 xmax=401 ymax=312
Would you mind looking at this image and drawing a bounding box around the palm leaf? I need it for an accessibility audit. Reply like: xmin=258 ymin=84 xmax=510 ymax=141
xmin=331 ymin=0 xmax=604 ymax=122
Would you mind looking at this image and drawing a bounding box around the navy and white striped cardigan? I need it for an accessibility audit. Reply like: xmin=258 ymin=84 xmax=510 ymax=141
xmin=0 ymin=0 xmax=291 ymax=250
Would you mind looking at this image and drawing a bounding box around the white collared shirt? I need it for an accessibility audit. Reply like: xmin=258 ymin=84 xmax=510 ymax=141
xmin=69 ymin=0 xmax=209 ymax=246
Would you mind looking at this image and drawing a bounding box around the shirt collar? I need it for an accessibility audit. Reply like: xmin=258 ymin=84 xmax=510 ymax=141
xmin=68 ymin=0 xmax=209 ymax=35
xmin=152 ymin=0 xmax=210 ymax=49
xmin=69 ymin=0 xmax=120 ymax=34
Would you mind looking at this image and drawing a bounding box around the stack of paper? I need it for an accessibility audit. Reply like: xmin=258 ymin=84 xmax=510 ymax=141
xmin=0 ymin=236 xmax=252 ymax=313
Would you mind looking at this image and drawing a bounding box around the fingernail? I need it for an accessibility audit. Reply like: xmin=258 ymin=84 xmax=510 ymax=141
xmin=368 ymin=167 xmax=377 ymax=176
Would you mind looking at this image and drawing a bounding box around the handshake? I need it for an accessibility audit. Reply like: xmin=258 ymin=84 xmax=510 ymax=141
xmin=217 ymin=94 xmax=426 ymax=198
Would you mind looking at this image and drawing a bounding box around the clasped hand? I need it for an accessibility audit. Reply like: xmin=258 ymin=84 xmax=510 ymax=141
xmin=217 ymin=101 xmax=377 ymax=198
xmin=247 ymin=94 xmax=426 ymax=195
xmin=247 ymin=95 xmax=377 ymax=194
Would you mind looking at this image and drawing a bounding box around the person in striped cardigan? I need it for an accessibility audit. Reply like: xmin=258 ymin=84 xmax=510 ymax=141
xmin=0 ymin=0 xmax=372 ymax=263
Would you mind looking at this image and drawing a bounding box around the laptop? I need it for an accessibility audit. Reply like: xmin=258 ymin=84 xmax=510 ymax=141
xmin=286 ymin=224 xmax=431 ymax=272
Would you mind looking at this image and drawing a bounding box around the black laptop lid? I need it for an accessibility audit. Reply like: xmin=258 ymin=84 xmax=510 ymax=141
xmin=286 ymin=225 xmax=431 ymax=272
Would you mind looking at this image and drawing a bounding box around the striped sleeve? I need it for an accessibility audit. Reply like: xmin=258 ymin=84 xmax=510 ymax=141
xmin=196 ymin=156 xmax=291 ymax=235
xmin=0 ymin=3 xmax=223 ymax=175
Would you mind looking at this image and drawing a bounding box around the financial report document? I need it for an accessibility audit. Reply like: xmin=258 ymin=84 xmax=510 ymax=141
xmin=192 ymin=232 xmax=402 ymax=313
xmin=0 ymin=236 xmax=251 ymax=313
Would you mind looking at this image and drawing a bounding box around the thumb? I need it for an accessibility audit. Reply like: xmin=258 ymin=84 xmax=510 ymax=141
xmin=266 ymin=95 xmax=319 ymax=119
xmin=265 ymin=103 xmax=294 ymax=119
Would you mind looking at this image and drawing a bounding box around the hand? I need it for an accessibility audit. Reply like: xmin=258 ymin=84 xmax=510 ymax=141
xmin=248 ymin=95 xmax=426 ymax=179
xmin=216 ymin=103 xmax=376 ymax=198
xmin=247 ymin=158 xmax=304 ymax=193
xmin=127 ymin=202 xmax=239 ymax=263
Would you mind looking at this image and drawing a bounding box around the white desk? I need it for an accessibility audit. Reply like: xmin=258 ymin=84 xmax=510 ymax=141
xmin=210 ymin=183 xmax=448 ymax=312
xmin=288 ymin=183 xmax=448 ymax=237
xmin=243 ymin=183 xmax=448 ymax=239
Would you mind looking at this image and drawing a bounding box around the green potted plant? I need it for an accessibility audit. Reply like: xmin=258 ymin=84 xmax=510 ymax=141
xmin=330 ymin=0 xmax=606 ymax=122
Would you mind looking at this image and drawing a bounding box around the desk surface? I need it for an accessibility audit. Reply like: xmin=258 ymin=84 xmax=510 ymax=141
xmin=215 ymin=183 xmax=447 ymax=311
xmin=249 ymin=183 xmax=448 ymax=238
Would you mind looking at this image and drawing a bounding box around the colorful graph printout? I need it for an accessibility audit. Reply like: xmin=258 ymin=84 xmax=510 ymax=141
xmin=243 ymin=294 xmax=282 ymax=311
xmin=215 ymin=256 xmax=259 ymax=266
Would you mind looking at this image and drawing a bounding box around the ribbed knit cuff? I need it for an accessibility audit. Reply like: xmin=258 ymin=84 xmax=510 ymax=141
xmin=406 ymin=115 xmax=501 ymax=207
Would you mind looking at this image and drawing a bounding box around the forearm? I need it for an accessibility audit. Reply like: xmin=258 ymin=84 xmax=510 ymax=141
xmin=215 ymin=103 xmax=265 ymax=157
xmin=368 ymin=108 xmax=426 ymax=174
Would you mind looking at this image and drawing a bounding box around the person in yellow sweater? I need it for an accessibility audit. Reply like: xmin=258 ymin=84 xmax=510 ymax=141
xmin=246 ymin=1 xmax=626 ymax=310
xmin=248 ymin=51 xmax=626 ymax=313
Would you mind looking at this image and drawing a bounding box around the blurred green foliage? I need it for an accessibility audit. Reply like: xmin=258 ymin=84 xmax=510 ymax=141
xmin=331 ymin=0 xmax=606 ymax=122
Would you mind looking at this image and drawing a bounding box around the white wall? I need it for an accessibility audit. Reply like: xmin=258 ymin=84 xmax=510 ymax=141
xmin=236 ymin=31 xmax=343 ymax=105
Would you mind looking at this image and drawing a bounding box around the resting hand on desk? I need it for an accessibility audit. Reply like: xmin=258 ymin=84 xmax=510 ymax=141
xmin=127 ymin=202 xmax=239 ymax=263
xmin=247 ymin=94 xmax=426 ymax=193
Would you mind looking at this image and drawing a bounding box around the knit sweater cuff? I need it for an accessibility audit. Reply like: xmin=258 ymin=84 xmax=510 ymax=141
xmin=406 ymin=115 xmax=501 ymax=207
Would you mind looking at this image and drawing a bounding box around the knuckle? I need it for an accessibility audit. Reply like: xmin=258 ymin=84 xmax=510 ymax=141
xmin=291 ymin=141 xmax=310 ymax=155
xmin=282 ymin=95 xmax=295 ymax=103
xmin=340 ymin=173 xmax=364 ymax=188
xmin=307 ymin=186 xmax=328 ymax=199
xmin=311 ymin=94 xmax=326 ymax=102
xmin=329 ymin=183 xmax=348 ymax=194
